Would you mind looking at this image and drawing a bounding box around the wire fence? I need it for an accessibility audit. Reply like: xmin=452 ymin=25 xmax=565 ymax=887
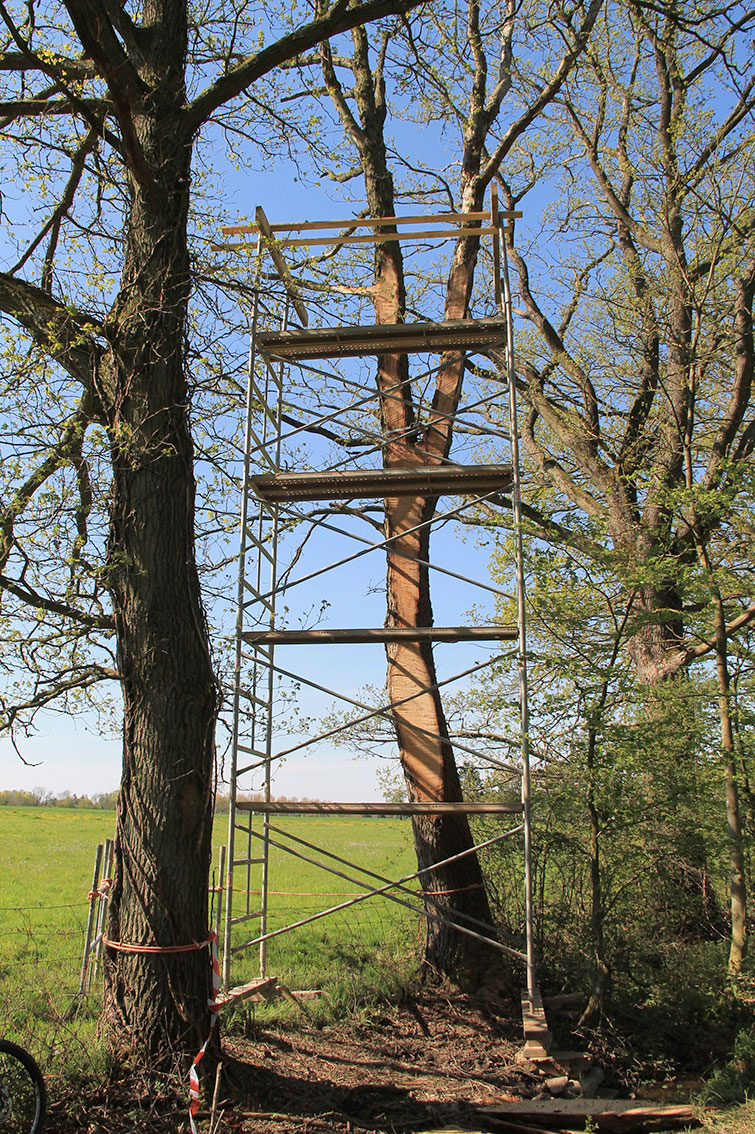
xmin=244 ymin=891 xmax=423 ymax=1011
xmin=1 ymin=837 xmax=425 ymax=1073
xmin=0 ymin=897 xmax=106 ymax=1076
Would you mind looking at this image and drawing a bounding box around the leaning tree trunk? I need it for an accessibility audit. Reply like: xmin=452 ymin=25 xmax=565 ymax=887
xmin=96 ymin=8 xmax=217 ymax=1062
xmin=383 ymin=451 xmax=497 ymax=983
xmin=320 ymin=21 xmax=511 ymax=987
xmin=371 ymin=202 xmax=500 ymax=986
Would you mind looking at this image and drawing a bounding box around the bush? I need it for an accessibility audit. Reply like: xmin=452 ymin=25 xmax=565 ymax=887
xmin=701 ymin=1027 xmax=755 ymax=1105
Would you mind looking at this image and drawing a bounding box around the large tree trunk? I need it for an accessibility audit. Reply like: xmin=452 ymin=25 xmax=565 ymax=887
xmin=383 ymin=430 xmax=498 ymax=983
xmin=98 ymin=3 xmax=217 ymax=1062
xmin=620 ymin=560 xmax=685 ymax=685
xmin=318 ymin=0 xmax=604 ymax=986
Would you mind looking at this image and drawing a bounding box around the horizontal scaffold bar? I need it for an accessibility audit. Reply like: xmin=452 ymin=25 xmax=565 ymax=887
xmin=251 ymin=226 xmax=496 ymax=248
xmin=236 ymin=801 xmax=523 ymax=815
xmin=243 ymin=625 xmax=518 ymax=645
xmin=221 ymin=209 xmax=521 ymax=235
xmin=250 ymin=463 xmax=513 ymax=502
xmin=257 ymin=318 xmax=509 ymax=360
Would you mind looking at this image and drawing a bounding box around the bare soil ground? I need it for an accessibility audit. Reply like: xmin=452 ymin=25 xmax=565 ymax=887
xmin=218 ymin=986 xmax=534 ymax=1132
xmin=50 ymin=985 xmax=730 ymax=1133
xmin=52 ymin=987 xmax=546 ymax=1132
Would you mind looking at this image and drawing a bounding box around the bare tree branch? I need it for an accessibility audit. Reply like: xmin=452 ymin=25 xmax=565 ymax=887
xmin=0 ymin=272 xmax=102 ymax=392
xmin=184 ymin=0 xmax=425 ymax=134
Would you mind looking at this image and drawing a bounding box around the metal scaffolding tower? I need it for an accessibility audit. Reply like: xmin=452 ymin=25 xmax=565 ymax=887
xmin=218 ymin=192 xmax=541 ymax=1029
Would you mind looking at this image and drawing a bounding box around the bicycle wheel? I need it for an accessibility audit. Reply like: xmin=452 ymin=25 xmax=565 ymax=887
xmin=0 ymin=1041 xmax=46 ymax=1134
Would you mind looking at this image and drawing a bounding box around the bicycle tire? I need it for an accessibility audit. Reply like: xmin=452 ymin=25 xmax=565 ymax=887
xmin=0 ymin=1041 xmax=46 ymax=1134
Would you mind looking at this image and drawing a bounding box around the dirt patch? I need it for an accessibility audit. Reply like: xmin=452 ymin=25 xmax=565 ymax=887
xmin=50 ymin=987 xmax=544 ymax=1132
xmin=215 ymin=987 xmax=540 ymax=1132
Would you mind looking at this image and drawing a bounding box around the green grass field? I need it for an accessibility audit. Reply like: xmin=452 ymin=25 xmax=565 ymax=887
xmin=0 ymin=807 xmax=421 ymax=1050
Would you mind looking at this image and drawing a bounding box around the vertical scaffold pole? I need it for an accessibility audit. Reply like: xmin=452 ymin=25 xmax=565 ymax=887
xmin=224 ymin=250 xmax=263 ymax=988
xmin=494 ymin=187 xmax=536 ymax=999
xmin=259 ymin=296 xmax=289 ymax=978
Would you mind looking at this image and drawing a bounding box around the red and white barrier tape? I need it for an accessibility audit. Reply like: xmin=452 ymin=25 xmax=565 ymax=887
xmin=189 ymin=931 xmax=221 ymax=1134
xmin=87 ymin=877 xmax=112 ymax=901
xmin=99 ymin=924 xmax=220 ymax=1131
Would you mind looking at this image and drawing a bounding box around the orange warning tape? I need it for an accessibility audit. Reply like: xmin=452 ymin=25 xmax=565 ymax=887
xmin=102 ymin=929 xmax=220 ymax=1131
xmin=87 ymin=878 xmax=112 ymax=901
xmin=425 ymin=883 xmax=484 ymax=896
xmin=102 ymin=934 xmax=213 ymax=954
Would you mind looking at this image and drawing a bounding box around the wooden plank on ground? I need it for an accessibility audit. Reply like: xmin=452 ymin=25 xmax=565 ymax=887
xmin=521 ymin=987 xmax=552 ymax=1058
xmin=477 ymin=1100 xmax=698 ymax=1131
xmin=216 ymin=976 xmax=277 ymax=1009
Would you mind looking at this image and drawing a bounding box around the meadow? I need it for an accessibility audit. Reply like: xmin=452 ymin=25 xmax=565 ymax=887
xmin=0 ymin=807 xmax=421 ymax=1059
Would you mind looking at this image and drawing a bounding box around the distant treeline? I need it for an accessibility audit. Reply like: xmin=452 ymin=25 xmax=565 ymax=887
xmin=1 ymin=789 xmax=320 ymax=811
xmin=213 ymin=792 xmax=320 ymax=813
xmin=0 ymin=788 xmax=119 ymax=809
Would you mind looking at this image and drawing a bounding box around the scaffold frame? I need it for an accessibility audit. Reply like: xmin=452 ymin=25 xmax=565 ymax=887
xmin=220 ymin=190 xmax=538 ymax=1014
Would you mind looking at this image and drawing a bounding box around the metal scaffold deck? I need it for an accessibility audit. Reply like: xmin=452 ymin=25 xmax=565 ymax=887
xmin=217 ymin=191 xmax=540 ymax=1031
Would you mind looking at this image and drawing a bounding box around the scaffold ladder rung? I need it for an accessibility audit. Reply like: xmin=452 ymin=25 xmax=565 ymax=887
xmin=239 ymin=648 xmax=272 ymax=667
xmin=247 ymin=539 xmax=275 ymax=566
xmin=241 ymin=579 xmax=274 ymax=609
xmin=246 ymin=429 xmax=278 ymax=468
xmin=235 ymin=741 xmax=269 ymax=758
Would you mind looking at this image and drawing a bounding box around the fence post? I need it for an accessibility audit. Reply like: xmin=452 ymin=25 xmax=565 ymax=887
xmin=77 ymin=842 xmax=103 ymax=999
xmin=90 ymin=837 xmax=113 ymax=989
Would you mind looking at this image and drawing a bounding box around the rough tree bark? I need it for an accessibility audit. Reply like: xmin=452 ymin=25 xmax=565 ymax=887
xmin=83 ymin=1 xmax=219 ymax=1056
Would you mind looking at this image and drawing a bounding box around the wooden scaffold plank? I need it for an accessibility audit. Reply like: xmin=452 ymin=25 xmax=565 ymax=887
xmin=216 ymin=975 xmax=278 ymax=1010
xmin=243 ymin=625 xmax=518 ymax=645
xmin=236 ymin=801 xmax=524 ymax=815
xmin=250 ymin=463 xmax=513 ymax=502
xmin=257 ymin=318 xmax=509 ymax=360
